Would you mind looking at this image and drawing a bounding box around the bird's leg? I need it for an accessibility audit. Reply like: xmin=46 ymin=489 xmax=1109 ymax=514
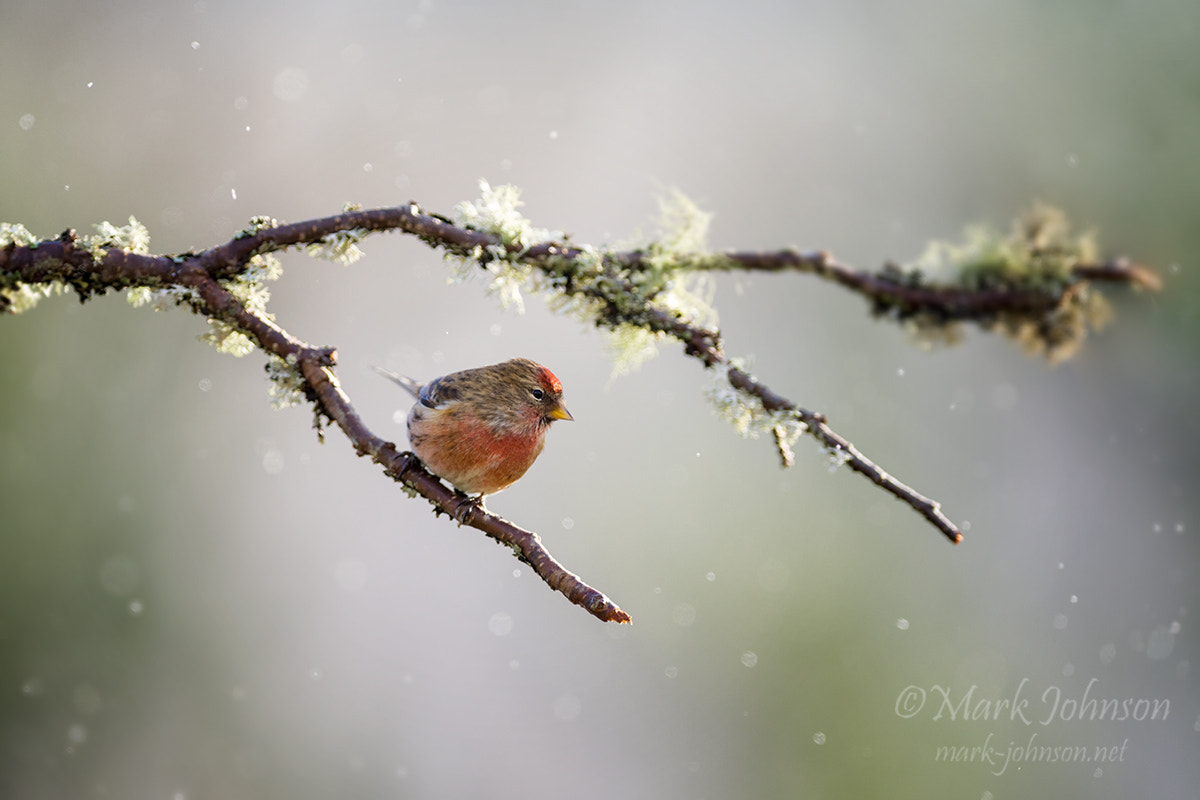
xmin=451 ymin=492 xmax=485 ymax=525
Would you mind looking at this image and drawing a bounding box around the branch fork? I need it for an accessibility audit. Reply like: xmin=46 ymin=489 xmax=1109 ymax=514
xmin=2 ymin=193 xmax=1159 ymax=621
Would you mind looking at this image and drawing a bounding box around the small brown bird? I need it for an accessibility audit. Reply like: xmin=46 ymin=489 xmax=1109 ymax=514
xmin=374 ymin=358 xmax=573 ymax=497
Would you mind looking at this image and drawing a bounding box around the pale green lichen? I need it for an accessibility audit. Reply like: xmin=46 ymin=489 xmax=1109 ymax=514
xmin=126 ymin=284 xmax=199 ymax=311
xmin=2 ymin=224 xmax=61 ymax=313
xmin=590 ymin=189 xmax=720 ymax=376
xmin=773 ymin=416 xmax=808 ymax=455
xmin=651 ymin=188 xmax=712 ymax=256
xmin=445 ymin=180 xmax=562 ymax=313
xmin=308 ymin=229 xmax=366 ymax=265
xmin=83 ymin=217 xmax=151 ymax=259
xmin=913 ymin=204 xmax=1091 ymax=292
xmin=1 ymin=222 xmax=37 ymax=248
xmin=453 ymin=180 xmax=558 ymax=249
xmin=224 ymin=254 xmax=280 ymax=313
xmin=191 ymin=251 xmax=283 ymax=356
xmin=2 ymin=280 xmax=70 ymax=314
xmin=660 ymin=272 xmax=719 ymax=331
xmin=4 ymin=219 xmax=155 ymax=313
xmin=706 ymin=369 xmax=759 ymax=438
xmin=200 ymin=320 xmax=256 ymax=357
xmin=308 ymin=209 xmax=367 ymax=265
xmin=704 ymin=360 xmax=808 ymax=449
xmin=485 ymin=258 xmax=535 ymax=312
xmin=235 ymin=216 xmax=280 ymax=239
xmin=265 ymin=354 xmax=307 ymax=409
xmin=126 ymin=223 xmax=280 ymax=332
xmin=543 ymin=247 xmax=605 ymax=324
xmin=445 ymin=247 xmax=538 ymax=312
xmin=608 ymin=323 xmax=664 ymax=377
xmin=443 ymin=182 xmax=720 ymax=373
xmin=126 ymin=286 xmax=154 ymax=307
xmin=902 ymin=313 xmax=966 ymax=352
xmin=632 ymin=188 xmax=719 ymax=312
xmin=903 ymin=203 xmax=1109 ymax=362
xmin=444 ymin=245 xmax=483 ymax=284
xmin=825 ymin=443 xmax=852 ymax=472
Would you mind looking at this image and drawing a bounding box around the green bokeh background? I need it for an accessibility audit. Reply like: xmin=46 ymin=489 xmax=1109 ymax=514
xmin=2 ymin=1 xmax=1198 ymax=798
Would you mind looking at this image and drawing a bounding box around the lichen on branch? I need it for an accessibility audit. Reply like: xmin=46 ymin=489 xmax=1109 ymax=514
xmin=894 ymin=202 xmax=1120 ymax=362
xmin=0 ymin=184 xmax=1161 ymax=614
xmin=440 ymin=181 xmax=723 ymax=377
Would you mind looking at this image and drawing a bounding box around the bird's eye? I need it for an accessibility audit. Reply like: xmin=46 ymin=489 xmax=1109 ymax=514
xmin=531 ymin=388 xmax=545 ymax=400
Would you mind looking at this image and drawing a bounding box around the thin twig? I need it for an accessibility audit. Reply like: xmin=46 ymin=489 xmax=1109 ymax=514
xmin=725 ymin=367 xmax=962 ymax=543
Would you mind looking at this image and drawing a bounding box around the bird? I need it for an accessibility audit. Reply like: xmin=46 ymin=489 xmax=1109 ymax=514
xmin=373 ymin=358 xmax=573 ymax=498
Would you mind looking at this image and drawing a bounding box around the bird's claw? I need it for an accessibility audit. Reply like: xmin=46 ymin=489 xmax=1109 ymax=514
xmin=451 ymin=493 xmax=485 ymax=525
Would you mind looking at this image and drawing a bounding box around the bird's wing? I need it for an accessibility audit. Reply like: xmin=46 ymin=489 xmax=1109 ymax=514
xmin=417 ymin=374 xmax=462 ymax=409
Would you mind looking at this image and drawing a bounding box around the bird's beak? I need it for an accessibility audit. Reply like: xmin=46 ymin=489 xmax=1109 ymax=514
xmin=548 ymin=403 xmax=574 ymax=422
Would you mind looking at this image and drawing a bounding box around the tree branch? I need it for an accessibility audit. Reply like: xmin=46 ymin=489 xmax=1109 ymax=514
xmin=298 ymin=355 xmax=631 ymax=623
xmin=1 ymin=217 xmax=632 ymax=623
xmin=1 ymin=191 xmax=1160 ymax=619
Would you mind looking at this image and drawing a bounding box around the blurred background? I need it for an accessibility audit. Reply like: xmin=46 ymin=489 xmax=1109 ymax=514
xmin=2 ymin=1 xmax=1197 ymax=797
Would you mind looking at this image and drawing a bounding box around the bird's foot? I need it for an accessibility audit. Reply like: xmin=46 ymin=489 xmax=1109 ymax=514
xmin=451 ymin=492 xmax=485 ymax=525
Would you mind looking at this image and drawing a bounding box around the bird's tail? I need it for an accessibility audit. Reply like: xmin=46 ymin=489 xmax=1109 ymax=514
xmin=371 ymin=365 xmax=422 ymax=400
